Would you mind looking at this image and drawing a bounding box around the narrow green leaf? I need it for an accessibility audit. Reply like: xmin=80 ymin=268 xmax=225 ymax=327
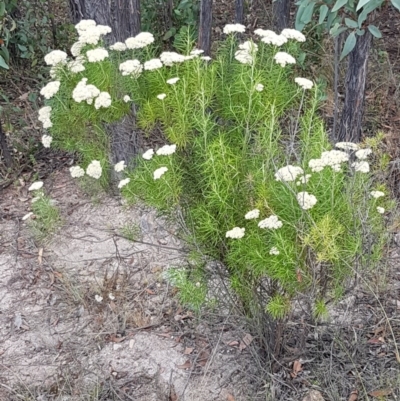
xmin=301 ymin=2 xmax=316 ymax=24
xmin=356 ymin=0 xmax=371 ymax=10
xmin=0 ymin=1 xmax=5 ymax=16
xmin=0 ymin=54 xmax=9 ymax=69
xmin=391 ymin=0 xmax=400 ymax=11
xmin=368 ymin=24 xmax=382 ymax=38
xmin=345 ymin=17 xmax=358 ymax=28
xmin=295 ymin=3 xmax=307 ymax=30
xmin=332 ymin=0 xmax=348 ymax=12
xmin=340 ymin=31 xmax=357 ymax=60
xmin=0 ymin=46 xmax=9 ymax=63
xmin=318 ymin=5 xmax=329 ymax=24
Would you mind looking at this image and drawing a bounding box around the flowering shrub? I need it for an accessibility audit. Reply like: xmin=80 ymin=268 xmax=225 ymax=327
xmin=38 ymin=20 xmax=392 ymax=319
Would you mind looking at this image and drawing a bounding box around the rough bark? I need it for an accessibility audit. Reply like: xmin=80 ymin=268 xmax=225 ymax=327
xmin=0 ymin=119 xmax=12 ymax=168
xmin=198 ymin=0 xmax=213 ymax=55
xmin=272 ymin=0 xmax=290 ymax=32
xmin=235 ymin=0 xmax=244 ymax=24
xmin=69 ymin=0 xmax=141 ymax=43
xmin=337 ymin=31 xmax=372 ymax=143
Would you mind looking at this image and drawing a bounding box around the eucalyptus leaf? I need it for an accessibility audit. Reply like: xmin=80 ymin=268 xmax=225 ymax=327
xmin=301 ymin=1 xmax=316 ymax=23
xmin=332 ymin=0 xmax=348 ymax=12
xmin=0 ymin=54 xmax=9 ymax=69
xmin=368 ymin=24 xmax=382 ymax=38
xmin=356 ymin=0 xmax=371 ymax=10
xmin=340 ymin=31 xmax=356 ymax=60
xmin=318 ymin=5 xmax=329 ymax=24
xmin=344 ymin=18 xmax=358 ymax=28
xmin=391 ymin=0 xmax=400 ymax=11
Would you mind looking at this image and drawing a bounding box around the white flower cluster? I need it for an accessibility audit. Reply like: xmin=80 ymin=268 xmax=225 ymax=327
xmin=223 ymin=24 xmax=246 ymax=34
xmin=160 ymin=51 xmax=186 ymax=67
xmin=109 ymin=42 xmax=127 ymax=51
xmin=70 ymin=166 xmax=85 ymax=178
xmin=75 ymin=20 xmax=111 ymax=45
xmin=258 ymin=215 xmax=283 ymax=229
xmin=281 ymin=28 xmax=306 ymax=42
xmin=269 ymin=247 xmax=280 ymax=255
xmin=94 ymin=91 xmax=112 ymax=109
xmin=153 ymin=166 xmax=168 ymax=180
xmin=87 ymin=48 xmax=109 ymax=62
xmin=40 ymin=81 xmax=60 ymax=99
xmin=144 ymin=58 xmax=163 ymax=71
xmin=245 ymin=209 xmax=260 ymax=220
xmin=297 ymin=174 xmax=312 ymax=185
xmin=274 ymin=51 xmax=296 ymax=67
xmin=355 ymin=148 xmax=372 ymax=160
xmin=190 ymin=49 xmax=204 ymax=56
xmin=167 ymin=77 xmax=179 ymax=85
xmin=38 ymin=106 xmax=52 ymax=129
xmin=255 ymin=29 xmax=287 ymax=46
xmin=123 ymin=95 xmax=131 ymax=103
xmin=335 ymin=142 xmax=359 ymax=151
xmin=143 ymin=149 xmax=154 ymax=160
xmin=275 ymin=165 xmax=304 ymax=182
xmin=119 ymin=59 xmax=143 ymax=77
xmin=370 ymin=191 xmax=385 ymax=199
xmin=295 ymin=77 xmax=313 ymax=90
xmin=297 ymin=191 xmax=317 ymax=210
xmin=44 ymin=50 xmax=67 ymax=66
xmin=226 ymin=227 xmax=245 ymax=239
xmin=156 ymin=144 xmax=176 ymax=156
xmin=114 ymin=160 xmax=126 ymax=172
xmin=157 ymin=93 xmax=167 ymax=100
xmin=239 ymin=41 xmax=258 ymax=53
xmin=351 ymin=161 xmax=370 ymax=173
xmin=28 ymin=181 xmax=43 ymax=191
xmin=308 ymin=150 xmax=349 ymax=172
xmin=235 ymin=50 xmax=254 ymax=65
xmin=86 ymin=160 xmax=102 ymax=179
xmin=125 ymin=32 xmax=155 ymax=49
xmin=41 ymin=135 xmax=53 ymax=148
xmin=68 ymin=57 xmax=86 ymax=73
xmin=72 ymin=78 xmax=100 ymax=104
xmin=255 ymin=83 xmax=264 ymax=92
xmin=377 ymin=206 xmax=385 ymax=214
xmin=71 ymin=41 xmax=84 ymax=57
xmin=118 ymin=178 xmax=130 ymax=188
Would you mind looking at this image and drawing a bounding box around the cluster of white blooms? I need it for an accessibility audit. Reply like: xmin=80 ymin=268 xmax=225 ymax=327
xmin=281 ymin=28 xmax=306 ymax=42
xmin=223 ymin=23 xmax=246 ymax=34
xmin=118 ymin=178 xmax=130 ymax=188
xmin=156 ymin=144 xmax=176 ymax=156
xmin=38 ymin=106 xmax=52 ymax=129
xmin=255 ymin=83 xmax=264 ymax=92
xmin=167 ymin=77 xmax=180 ymax=85
xmin=44 ymin=50 xmax=68 ymax=66
xmin=109 ymin=42 xmax=127 ymax=51
xmin=255 ymin=29 xmax=288 ymax=46
xmin=355 ymin=148 xmax=372 ymax=159
xmin=377 ymin=206 xmax=385 ymax=214
xmin=125 ymin=32 xmax=155 ymax=49
xmin=239 ymin=41 xmax=258 ymax=53
xmin=245 ymin=209 xmax=260 ymax=220
xmin=86 ymin=160 xmax=102 ymax=179
xmin=157 ymin=93 xmax=167 ymax=100
xmin=370 ymin=191 xmax=385 ymax=199
xmin=274 ymin=51 xmax=296 ymax=67
xmin=114 ymin=160 xmax=126 ymax=172
xmin=75 ymin=20 xmax=111 ymax=45
xmin=235 ymin=50 xmax=254 ymax=64
xmin=269 ymin=247 xmax=280 ymax=255
xmin=160 ymin=51 xmax=186 ymax=66
xmin=143 ymin=149 xmax=154 ymax=160
xmin=87 ymin=48 xmax=109 ymax=62
xmin=226 ymin=226 xmax=245 ymax=239
xmin=335 ymin=142 xmax=359 ymax=151
xmin=201 ymin=56 xmax=212 ymax=61
xmin=190 ymin=49 xmax=204 ymax=56
xmin=95 ymin=294 xmax=103 ymax=303
xmin=40 ymin=81 xmax=61 ymax=99
xmin=153 ymin=166 xmax=168 ymax=180
xmin=94 ymin=91 xmax=112 ymax=109
xmin=297 ymin=174 xmax=312 ymax=185
xmin=119 ymin=59 xmax=143 ymax=77
xmin=71 ymin=41 xmax=84 ymax=57
xmin=123 ymin=95 xmax=131 ymax=103
xmin=295 ymin=77 xmax=313 ymax=90
xmin=72 ymin=78 xmax=100 ymax=104
xmin=351 ymin=161 xmax=370 ymax=173
xmin=28 ymin=181 xmax=43 ymax=191
xmin=144 ymin=58 xmax=163 ymax=71
xmin=309 ymin=150 xmax=349 ymax=172
xmin=297 ymin=192 xmax=317 ymax=210
xmin=275 ymin=165 xmax=304 ymax=182
xmin=41 ymin=135 xmax=53 ymax=148
xmin=258 ymin=215 xmax=283 ymax=229
xmin=68 ymin=57 xmax=86 ymax=73
xmin=70 ymin=165 xmax=85 ymax=178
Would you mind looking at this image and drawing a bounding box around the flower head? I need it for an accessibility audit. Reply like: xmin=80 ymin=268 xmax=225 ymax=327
xmin=377 ymin=206 xmax=385 ymax=214
xmin=296 ymin=174 xmax=312 ymax=185
xmin=274 ymin=52 xmax=296 ymax=67
xmin=109 ymin=42 xmax=127 ymax=51
xmin=70 ymin=166 xmax=85 ymax=178
xmin=281 ymin=29 xmax=306 ymax=42
xmin=245 ymin=209 xmax=260 ymax=220
xmin=370 ymin=191 xmax=385 ymax=199
xmin=335 ymin=142 xmax=359 ymax=151
xmin=157 ymin=93 xmax=167 ymax=100
xmin=258 ymin=215 xmax=283 ymax=229
xmin=72 ymin=78 xmax=100 ymax=104
xmin=235 ymin=50 xmax=254 ymax=65
xmin=144 ymin=58 xmax=163 ymax=71
xmin=156 ymin=144 xmax=176 ymax=156
xmin=223 ymin=23 xmax=246 ymax=34
xmin=41 ymin=135 xmax=53 ymax=148
xmin=94 ymin=92 xmax=112 ymax=109
xmin=153 ymin=166 xmax=168 ymax=180
xmin=119 ymin=59 xmax=143 ymax=77
xmin=86 ymin=48 xmax=109 ymax=62
xmin=40 ymin=81 xmax=60 ymax=99
xmin=167 ymin=77 xmax=180 ymax=85
xmin=226 ymin=227 xmax=245 ymax=239
xmin=351 ymin=161 xmax=370 ymax=173
xmin=86 ymin=160 xmax=102 ymax=179
xmin=259 ymin=31 xmax=288 ymax=46
xmin=275 ymin=165 xmax=304 ymax=182
xmin=142 ymin=149 xmax=154 ymax=160
xmin=38 ymin=106 xmax=52 ymax=129
xmin=297 ymin=191 xmax=317 ymax=210
xmin=118 ymin=178 xmax=130 ymax=189
xmin=269 ymin=247 xmax=280 ymax=255
xmin=44 ymin=50 xmax=67 ymax=66
xmin=239 ymin=41 xmax=258 ymax=53
xmin=295 ymin=77 xmax=313 ymax=90
xmin=355 ymin=148 xmax=372 ymax=160
xmin=255 ymin=83 xmax=264 ymax=92
xmin=123 ymin=95 xmax=131 ymax=103
xmin=125 ymin=32 xmax=154 ymax=49
xmin=68 ymin=59 xmax=86 ymax=73
xmin=114 ymin=161 xmax=126 ymax=172
xmin=190 ymin=49 xmax=204 ymax=56
xmin=160 ymin=51 xmax=186 ymax=66
xmin=71 ymin=41 xmax=84 ymax=56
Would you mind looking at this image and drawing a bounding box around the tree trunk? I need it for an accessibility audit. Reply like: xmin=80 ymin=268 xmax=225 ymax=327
xmin=198 ymin=0 xmax=213 ymax=55
xmin=0 ymin=119 xmax=12 ymax=168
xmin=69 ymin=0 xmax=141 ymax=43
xmin=272 ymin=0 xmax=290 ymax=32
xmin=337 ymin=31 xmax=372 ymax=143
xmin=235 ymin=0 xmax=244 ymax=24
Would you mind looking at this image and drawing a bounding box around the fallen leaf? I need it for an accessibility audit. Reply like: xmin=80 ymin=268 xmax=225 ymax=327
xmin=226 ymin=393 xmax=235 ymax=401
xmin=184 ymin=347 xmax=194 ymax=355
xmin=242 ymin=333 xmax=253 ymax=347
xmin=348 ymin=390 xmax=358 ymax=401
xmin=368 ymin=388 xmax=392 ymax=397
xmin=107 ymin=334 xmax=125 ymax=343
xmin=176 ymin=360 xmax=191 ymax=369
xmin=291 ymin=360 xmax=303 ymax=378
xmin=227 ymin=340 xmax=239 ymax=347
xmin=145 ymin=288 xmax=155 ymax=295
